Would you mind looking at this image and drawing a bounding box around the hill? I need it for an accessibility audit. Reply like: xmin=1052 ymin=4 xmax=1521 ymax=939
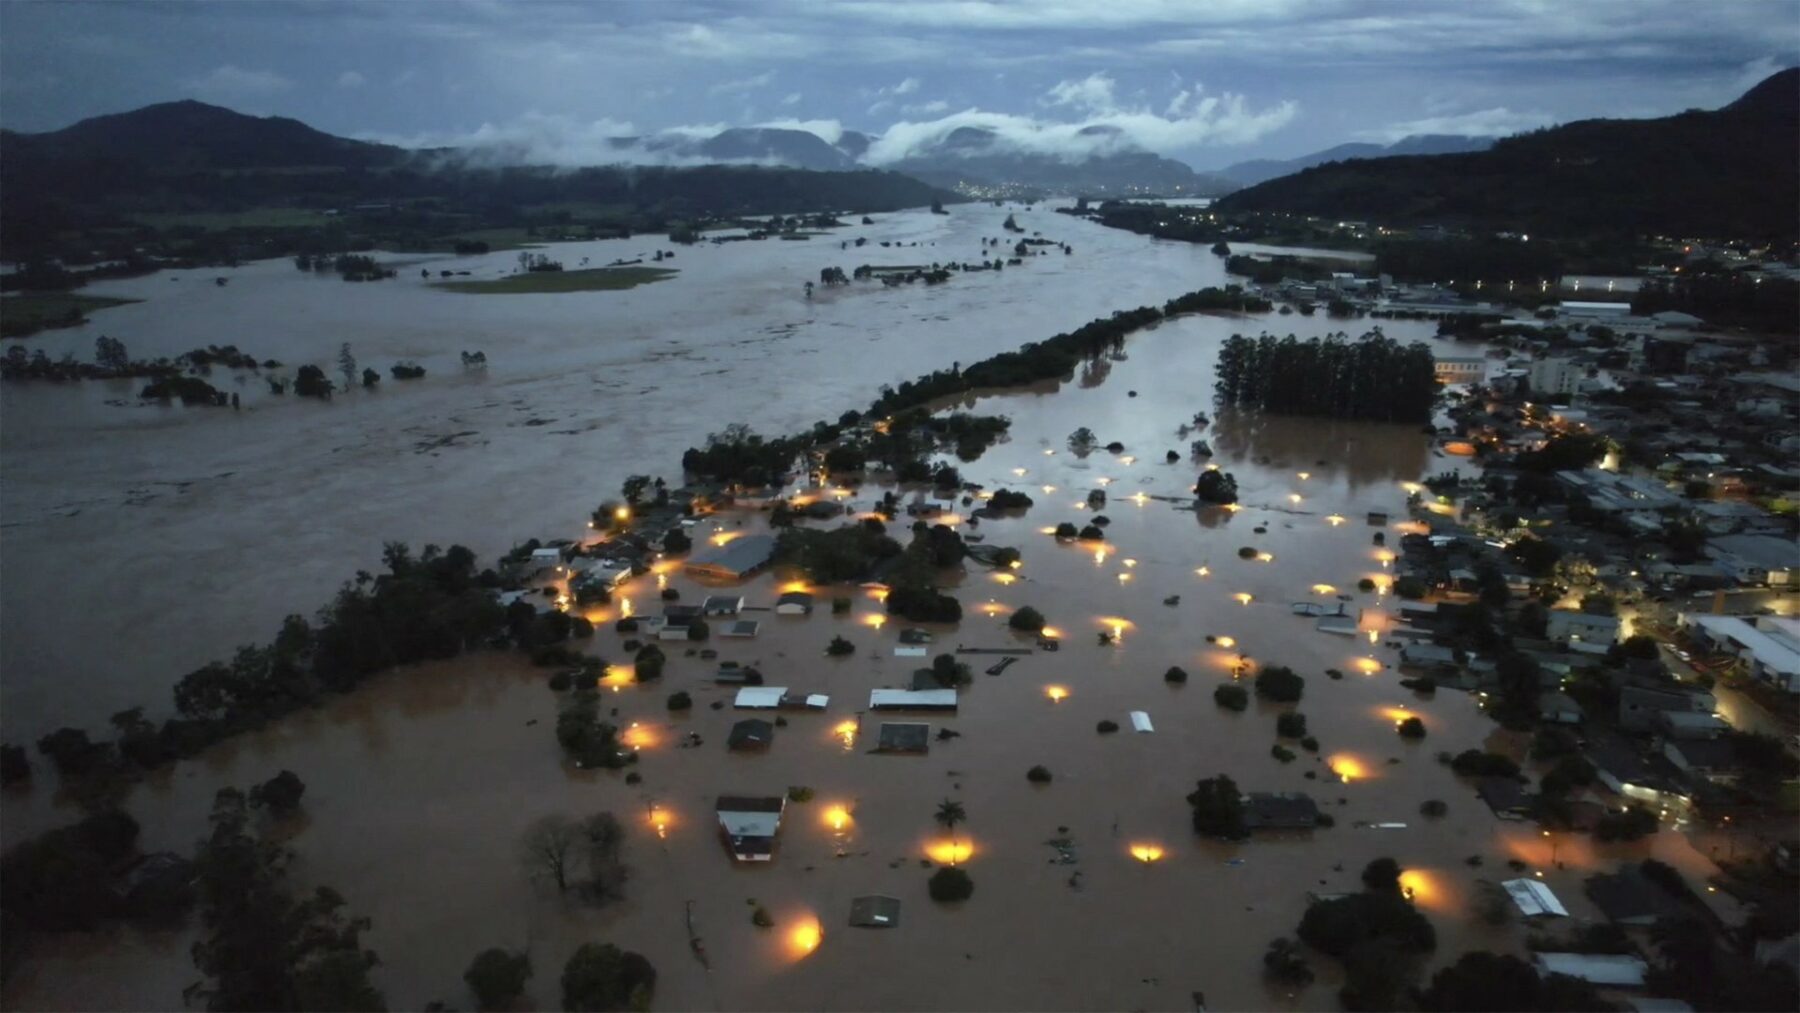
xmin=1216 ymin=135 xmax=1492 ymax=187
xmin=0 ymin=99 xmax=402 ymax=172
xmin=887 ymin=125 xmax=1237 ymax=197
xmin=1216 ymin=69 xmax=1800 ymax=237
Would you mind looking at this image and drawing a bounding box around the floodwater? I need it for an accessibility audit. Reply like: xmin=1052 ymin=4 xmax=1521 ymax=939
xmin=4 ymin=202 xmax=1232 ymax=743
xmin=2 ymin=270 xmax=1742 ymax=1010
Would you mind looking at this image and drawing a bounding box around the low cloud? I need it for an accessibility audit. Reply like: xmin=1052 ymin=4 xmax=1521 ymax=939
xmin=1362 ymin=106 xmax=1553 ymax=142
xmin=336 ymin=70 xmax=365 ymax=89
xmin=753 ymin=117 xmax=845 ymax=144
xmin=366 ymin=114 xmax=812 ymax=168
xmin=707 ymin=70 xmax=773 ymax=95
xmin=185 ymin=64 xmax=293 ymax=103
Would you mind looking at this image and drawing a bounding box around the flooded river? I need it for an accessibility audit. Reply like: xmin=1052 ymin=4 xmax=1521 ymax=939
xmin=1 ymin=206 xmax=1736 ymax=1011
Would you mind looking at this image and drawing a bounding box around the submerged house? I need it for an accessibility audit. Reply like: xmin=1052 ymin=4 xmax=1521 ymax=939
xmin=728 ymin=719 xmax=775 ymax=751
xmin=716 ymin=795 xmax=786 ymax=862
xmin=1242 ymin=792 xmax=1320 ymax=830
xmin=684 ymin=534 xmax=777 ymax=581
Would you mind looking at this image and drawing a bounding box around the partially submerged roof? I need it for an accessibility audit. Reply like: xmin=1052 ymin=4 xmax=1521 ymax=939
xmin=1532 ymin=952 xmax=1648 ymax=987
xmin=735 ymin=686 xmax=788 ymax=708
xmin=1502 ymin=878 xmax=1570 ymax=917
xmin=684 ymin=534 xmax=778 ymax=579
xmin=721 ymin=619 xmax=762 ymax=638
xmin=869 ymin=688 xmax=958 ymax=710
xmin=1129 ymin=711 xmax=1154 ymax=733
xmin=848 ymin=895 xmax=901 ymax=928
xmin=1243 ymin=792 xmax=1319 ymax=830
xmin=716 ymin=795 xmax=784 ymax=838
xmin=876 ymin=722 xmax=931 ymax=753
xmin=728 ymin=719 xmax=775 ymax=749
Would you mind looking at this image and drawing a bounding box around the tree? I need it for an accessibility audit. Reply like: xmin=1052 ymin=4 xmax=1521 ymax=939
xmin=930 ymin=652 xmax=971 ymax=686
xmin=249 ymin=770 xmax=306 ymax=815
xmin=465 ymin=948 xmax=531 ymax=1011
xmin=520 ymin=814 xmax=581 ymax=894
xmin=934 ymin=798 xmax=967 ymax=857
xmin=294 ymin=364 xmax=333 ymax=398
xmin=1214 ymin=683 xmax=1249 ymax=711
xmin=1264 ymin=937 xmax=1314 ymax=986
xmin=1194 ymin=470 xmax=1239 ymax=504
xmin=1277 ymin=712 xmax=1308 ymax=738
xmin=1255 ymin=665 xmax=1305 ymax=703
xmin=666 ymin=691 xmax=692 ymax=711
xmin=581 ymin=812 xmax=627 ymax=902
xmin=1361 ymin=857 xmax=1402 ymax=894
xmin=1026 ymin=765 xmax=1052 ymax=783
xmin=1594 ymin=806 xmax=1659 ymax=842
xmin=560 ymin=943 xmax=656 ymax=1012
xmin=928 ymin=866 xmax=974 ymax=902
xmin=1418 ymin=950 xmax=1619 ymax=1012
xmin=1397 ymin=716 xmax=1426 ymax=739
xmin=1186 ymin=774 xmax=1247 ymax=839
xmin=94 ymin=335 xmax=129 ymax=372
xmin=337 ymin=343 xmax=357 ymax=391
xmin=1008 ymin=606 xmax=1045 ymax=632
xmin=361 ymin=367 xmax=380 ymax=388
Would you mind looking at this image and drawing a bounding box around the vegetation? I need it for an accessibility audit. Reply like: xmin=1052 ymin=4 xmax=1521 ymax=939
xmin=0 ymin=293 xmax=137 ymax=339
xmin=826 ymin=636 xmax=855 ymax=656
xmin=1194 ymin=470 xmax=1239 ymax=504
xmin=1417 ymin=951 xmax=1619 ymax=1012
xmin=1276 ymin=712 xmax=1308 ymax=738
xmin=186 ymin=788 xmax=383 ymax=1011
xmin=436 ymin=267 xmax=677 ymax=295
xmin=560 ymin=942 xmax=655 ymax=1012
xmin=1449 ymin=750 xmax=1520 ymax=779
xmin=1008 ymin=606 xmax=1046 ymax=633
xmin=928 ymin=866 xmax=974 ymax=902
xmin=1263 ymin=937 xmax=1315 ymax=987
xmin=464 ymin=948 xmax=532 ymax=1012
xmin=1187 ymin=775 xmax=1248 ymax=840
xmin=1214 ymin=684 xmax=1249 ymax=711
xmin=248 ymin=770 xmax=306 ymax=815
xmin=1096 ymin=719 xmax=1120 ymax=734
xmin=1255 ymin=665 xmax=1305 ymax=703
xmin=1594 ymin=806 xmax=1659 ymax=842
xmin=1396 ymin=716 xmax=1426 ymax=739
xmin=666 ymin=691 xmax=692 ymax=711
xmin=1214 ymin=332 xmax=1438 ymax=423
xmin=777 ymin=523 xmax=902 ymax=582
xmin=1163 ymin=666 xmax=1188 ymax=684
xmin=1026 ymin=765 xmax=1052 ymax=784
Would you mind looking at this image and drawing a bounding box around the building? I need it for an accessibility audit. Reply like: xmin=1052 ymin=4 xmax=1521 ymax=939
xmin=848 ymin=895 xmax=902 ymax=928
xmin=1528 ymin=357 xmax=1584 ymax=397
xmin=715 ymin=796 xmax=786 ymax=862
xmin=1478 ymin=777 xmax=1533 ymax=819
xmin=868 ymin=688 xmax=958 ymax=711
xmin=1561 ymin=300 xmax=1633 ymax=318
xmin=1503 ymin=878 xmax=1570 ymax=917
xmin=1433 ymin=354 xmax=1488 ymax=385
xmin=683 ymin=534 xmax=777 ymax=581
xmin=1585 ymin=732 xmax=1692 ymax=814
xmin=1679 ymin=614 xmax=1800 ymax=692
xmin=875 ymin=722 xmax=931 ymax=753
xmin=1242 ymin=792 xmax=1320 ymax=830
xmin=1532 ymin=953 xmax=1648 ymax=988
xmin=702 ymin=594 xmax=744 ymax=616
xmin=1661 ymin=738 xmax=1740 ymax=783
xmin=1546 ymin=609 xmax=1621 ymax=647
xmin=1618 ymin=681 xmax=1715 ymax=733
xmin=1703 ymin=534 xmax=1796 ymax=587
xmin=1585 ymin=868 xmax=1692 ymax=926
xmin=775 ymin=591 xmax=815 ymax=615
xmin=728 ymin=719 xmax=775 ymax=751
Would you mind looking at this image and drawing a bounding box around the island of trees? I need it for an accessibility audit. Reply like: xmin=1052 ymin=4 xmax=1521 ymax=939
xmin=1213 ymin=331 xmax=1439 ymax=423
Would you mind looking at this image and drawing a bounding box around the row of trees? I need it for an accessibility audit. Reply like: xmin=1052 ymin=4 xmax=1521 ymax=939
xmin=1213 ymin=332 xmax=1439 ymax=423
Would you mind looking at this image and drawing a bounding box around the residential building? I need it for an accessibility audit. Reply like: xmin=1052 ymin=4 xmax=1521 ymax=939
xmin=1528 ymin=357 xmax=1583 ymax=397
xmin=1546 ymin=609 xmax=1621 ymax=647
xmin=1703 ymin=534 xmax=1796 ymax=587
xmin=715 ymin=796 xmax=786 ymax=862
xmin=1242 ymin=792 xmax=1320 ymax=830
xmin=1679 ymin=613 xmax=1800 ymax=692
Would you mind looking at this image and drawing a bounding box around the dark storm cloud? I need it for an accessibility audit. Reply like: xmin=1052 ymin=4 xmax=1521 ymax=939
xmin=1 ymin=0 xmax=1792 ymax=166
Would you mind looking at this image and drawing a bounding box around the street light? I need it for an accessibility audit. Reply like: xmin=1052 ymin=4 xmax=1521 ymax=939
xmin=1543 ymin=829 xmax=1560 ymax=866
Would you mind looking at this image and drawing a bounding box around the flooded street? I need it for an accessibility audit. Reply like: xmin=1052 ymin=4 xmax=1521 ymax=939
xmin=2 ymin=280 xmax=1738 ymax=1010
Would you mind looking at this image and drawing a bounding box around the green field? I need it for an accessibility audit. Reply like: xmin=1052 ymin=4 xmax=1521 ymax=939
xmin=1 ymin=293 xmax=139 ymax=338
xmin=131 ymin=208 xmax=329 ymax=231
xmin=434 ymin=267 xmax=678 ymax=294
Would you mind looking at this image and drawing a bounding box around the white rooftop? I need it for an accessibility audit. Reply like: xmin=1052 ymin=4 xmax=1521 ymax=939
xmin=869 ymin=688 xmax=958 ymax=708
xmin=1533 ymin=953 xmax=1648 ymax=987
xmin=734 ymin=686 xmax=788 ymax=708
xmin=717 ymin=810 xmax=782 ymax=838
xmin=1684 ymin=614 xmax=1800 ymax=677
xmin=1503 ymin=877 xmax=1570 ymax=917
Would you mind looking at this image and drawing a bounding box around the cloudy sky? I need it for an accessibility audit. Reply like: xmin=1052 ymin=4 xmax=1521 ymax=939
xmin=2 ymin=0 xmax=1793 ymax=168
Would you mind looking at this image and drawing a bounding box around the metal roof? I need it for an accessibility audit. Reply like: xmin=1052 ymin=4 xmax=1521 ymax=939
xmin=1502 ymin=878 xmax=1570 ymax=917
xmin=1532 ymin=953 xmax=1647 ymax=986
xmin=734 ymin=687 xmax=788 ymax=708
xmin=869 ymin=688 xmax=958 ymax=709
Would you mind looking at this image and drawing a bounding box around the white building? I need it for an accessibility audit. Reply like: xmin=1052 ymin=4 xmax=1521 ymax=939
xmin=1679 ymin=613 xmax=1800 ymax=693
xmin=1433 ymin=354 xmax=1487 ymax=385
xmin=1528 ymin=357 xmax=1583 ymax=397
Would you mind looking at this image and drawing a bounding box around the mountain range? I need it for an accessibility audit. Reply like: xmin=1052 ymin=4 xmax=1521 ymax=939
xmin=1217 ymin=68 xmax=1800 ymax=237
xmin=1213 ymin=135 xmax=1494 ymax=187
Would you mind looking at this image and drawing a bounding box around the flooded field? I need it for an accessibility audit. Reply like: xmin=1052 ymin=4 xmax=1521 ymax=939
xmin=2 ymin=299 xmax=1737 ymax=1010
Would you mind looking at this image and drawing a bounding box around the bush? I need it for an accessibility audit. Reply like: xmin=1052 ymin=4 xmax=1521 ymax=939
xmin=1399 ymin=677 xmax=1437 ymax=694
xmin=1300 ymin=735 xmax=1320 ymax=752
xmin=826 ymin=635 xmax=855 ymax=656
xmin=1394 ymin=576 xmax=1428 ymax=600
xmin=1053 ymin=521 xmax=1079 ymax=539
xmin=1420 ymin=799 xmax=1448 ymax=818
xmin=659 ymin=588 xmax=680 ymax=601
xmin=635 ymin=644 xmax=666 ymax=681
xmin=988 ymin=489 xmax=1033 ymax=510
xmin=786 ymin=786 xmax=814 ymax=802
xmin=1008 ymin=606 xmax=1046 ymax=632
xmin=1214 ymin=684 xmax=1249 ymax=711
xmin=465 ymin=948 xmax=531 ymax=1011
xmin=248 ymin=770 xmax=306 ymax=814
xmin=886 ymin=586 xmax=963 ymax=623
xmin=686 ymin=618 xmax=710 ymax=641
xmin=1357 ymin=578 xmax=1377 ymax=592
xmin=1255 ymin=665 xmax=1305 ymax=703
xmin=928 ymin=866 xmax=974 ymax=902
xmin=1096 ymin=720 xmax=1120 ymax=734
xmin=831 ymin=596 xmax=851 ymax=614
xmin=751 ymin=906 xmax=774 ymax=927
xmin=548 ymin=670 xmax=573 ymax=692
xmin=1164 ymin=666 xmax=1188 ymax=684
xmin=1238 ymin=546 xmax=1258 ymax=559
xmin=1396 ymin=716 xmax=1426 ymax=739
xmin=614 ymin=618 xmax=639 ymax=633
xmin=662 ymin=528 xmax=691 ymax=554
xmin=1194 ymin=470 xmax=1239 ymax=504
xmin=1297 ymin=892 xmax=1436 ymax=959
xmin=1026 ymin=765 xmax=1052 ymax=784
xmin=1276 ymin=712 xmax=1308 ymax=738
xmin=1362 ymin=857 xmax=1402 ymax=893
xmin=1077 ymin=524 xmax=1104 ymax=541
xmin=560 ymin=943 xmax=656 ymax=1013
xmin=1271 ymin=745 xmax=1296 ymax=763
xmin=667 ymin=691 xmax=692 ymax=711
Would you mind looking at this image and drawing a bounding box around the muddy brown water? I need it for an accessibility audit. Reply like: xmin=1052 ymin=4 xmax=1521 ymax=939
xmin=1 ymin=211 xmax=1738 ymax=1011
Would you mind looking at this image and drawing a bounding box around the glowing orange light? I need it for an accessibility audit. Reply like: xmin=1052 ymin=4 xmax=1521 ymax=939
xmin=649 ymin=806 xmax=670 ymax=838
xmin=780 ymin=579 xmax=813 ymax=595
xmin=1312 ymin=583 xmax=1336 ymax=594
xmin=1328 ymin=754 xmax=1369 ymax=782
xmin=1121 ymin=455 xmax=1137 ymax=465
xmin=1326 ymin=515 xmax=1346 ymax=526
xmin=1123 ymin=558 xmax=1138 ymax=568
xmin=711 ymin=531 xmax=740 ymax=547
xmin=614 ymin=506 xmax=631 ymax=521
xmin=1041 ymin=485 xmax=1057 ymax=494
xmin=601 ymin=665 xmax=636 ymax=690
xmin=824 ymin=804 xmax=852 ymax=830
xmin=1297 ymin=471 xmax=1311 ymax=480
xmin=1401 ymin=482 xmax=1422 ymax=494
xmin=1256 ymin=552 xmax=1274 ymax=562
xmin=867 ymin=587 xmax=890 ymax=603
xmin=1096 ymin=477 xmax=1113 ymax=487
xmin=1368 ymin=629 xmax=1380 ymax=645
xmin=1204 ymin=463 xmax=1220 ymax=472
xmin=1007 ymin=560 xmax=1022 ymax=570
xmin=1012 ymin=467 xmax=1027 ymax=477
xmin=1216 ymin=635 xmax=1237 ymax=648
xmin=833 ymin=720 xmax=858 ymax=750
xmin=1117 ymin=572 xmax=1131 ymax=584
xmin=1094 ymin=548 xmax=1108 ymax=566
xmin=622 ymin=722 xmax=656 ymax=750
xmin=926 ymin=839 xmax=974 ymax=865
xmin=1289 ymin=493 xmax=1303 ymax=504
xmin=992 ymin=572 xmax=1017 ymax=585
xmin=619 ymin=596 xmax=634 ymax=618
xmin=1356 ymin=657 xmax=1382 ymax=674
xmin=1196 ymin=566 xmax=1211 ymax=577
xmin=790 ymin=918 xmax=823 ymax=957
xmin=1043 ymin=448 xmax=1055 ymax=455
xmin=1129 ymin=843 xmax=1165 ymax=863
xmin=1223 ymin=503 xmax=1242 ymax=513
xmin=1234 ymin=593 xmax=1253 ymax=605
xmin=1131 ymin=492 xmax=1148 ymax=505
xmin=1039 ymin=625 xmax=1063 ymax=639
xmin=1045 ymin=685 xmax=1069 ymax=702
xmin=865 ymin=613 xmax=886 ymax=630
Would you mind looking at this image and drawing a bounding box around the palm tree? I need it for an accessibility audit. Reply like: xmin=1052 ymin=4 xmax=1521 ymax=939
xmin=934 ymin=798 xmax=967 ymax=863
